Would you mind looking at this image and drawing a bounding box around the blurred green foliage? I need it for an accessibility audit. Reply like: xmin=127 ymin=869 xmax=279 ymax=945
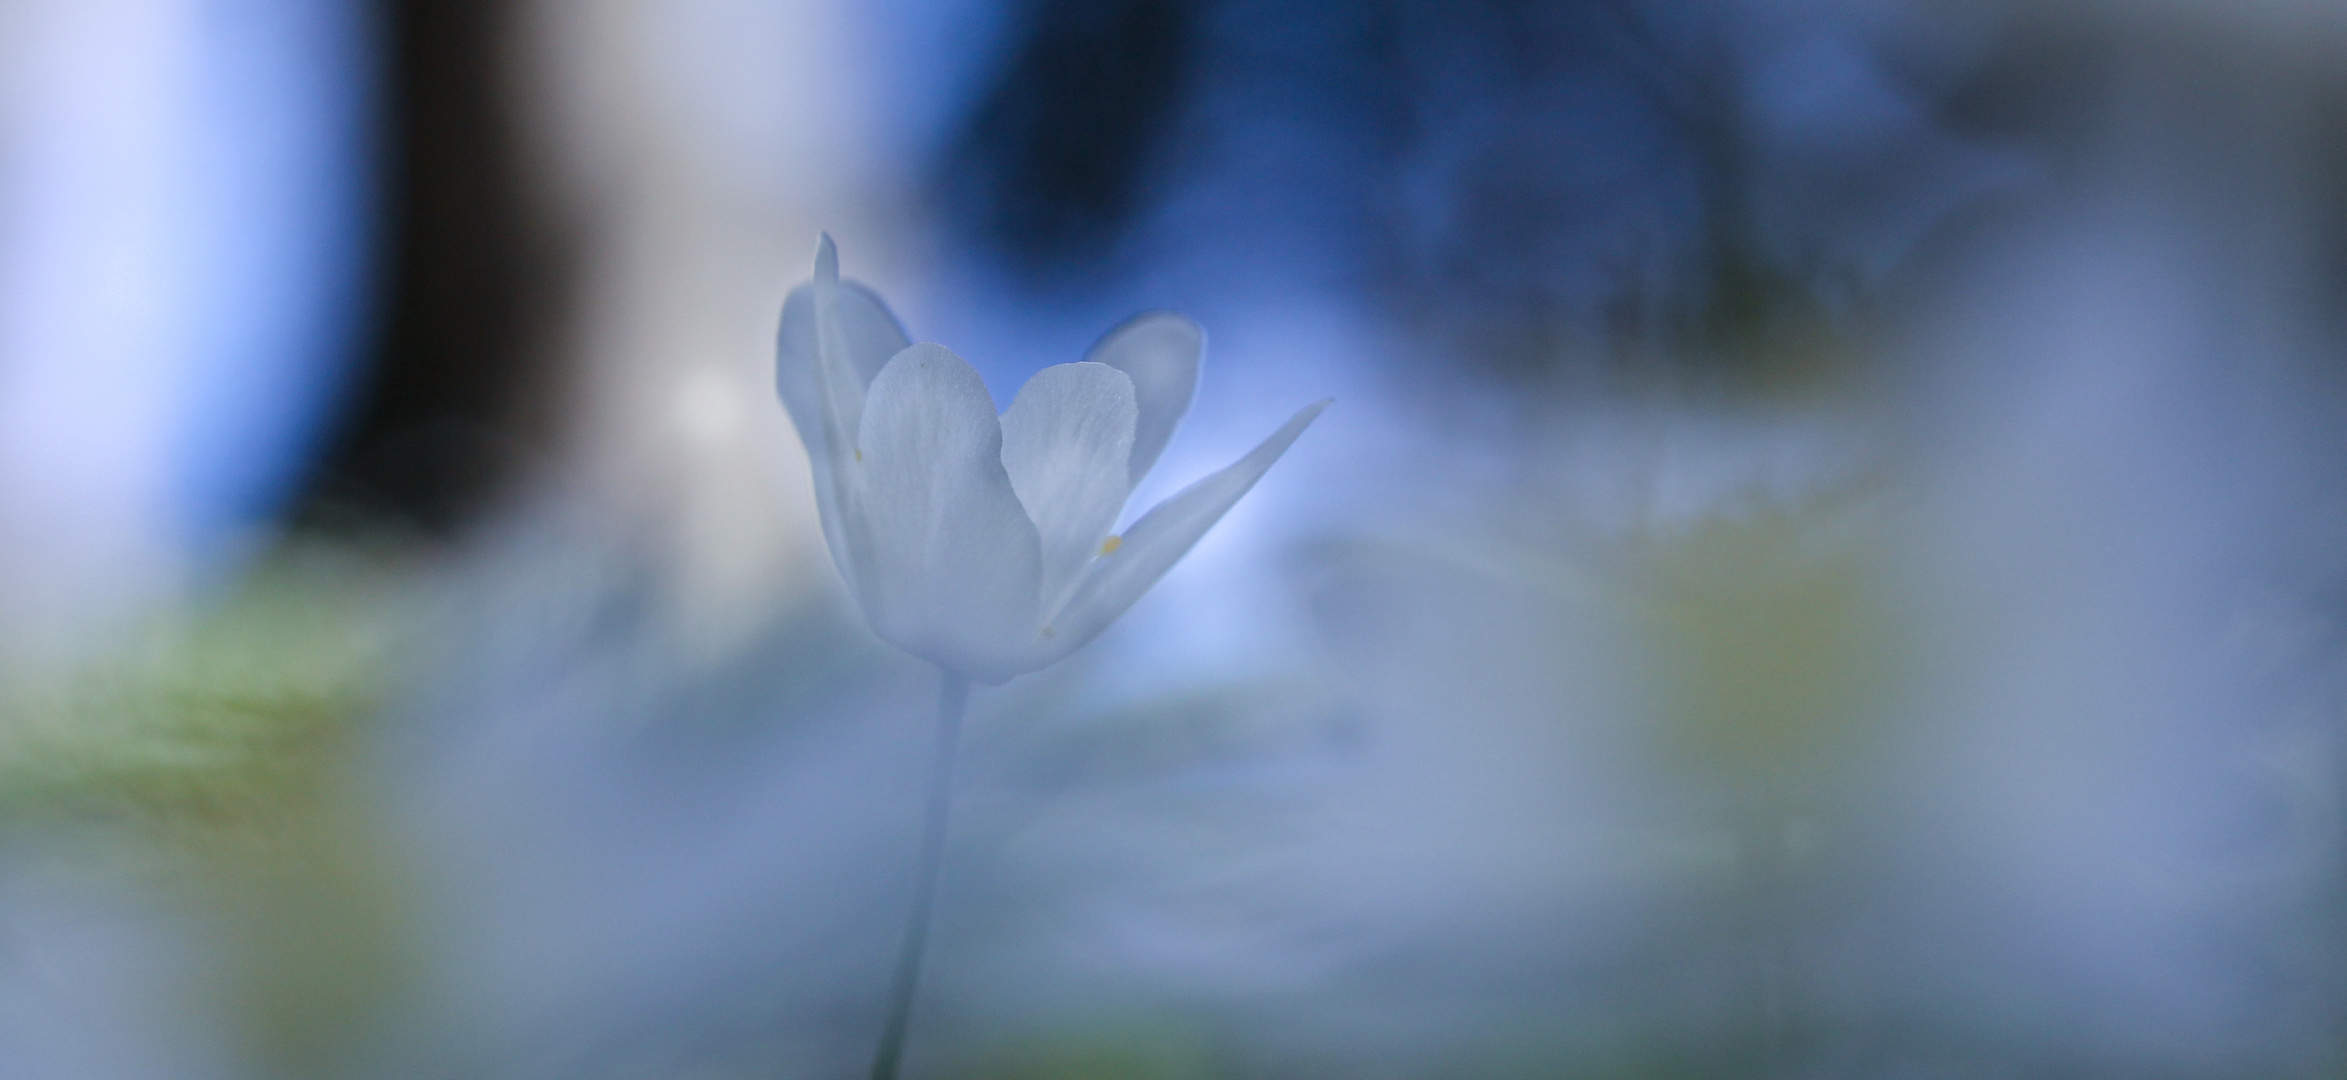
xmin=0 ymin=543 xmax=414 ymax=829
xmin=1628 ymin=496 xmax=1901 ymax=787
xmin=0 ymin=540 xmax=431 ymax=1076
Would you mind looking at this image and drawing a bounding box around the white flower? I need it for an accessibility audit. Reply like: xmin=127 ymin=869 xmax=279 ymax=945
xmin=776 ymin=237 xmax=1326 ymax=683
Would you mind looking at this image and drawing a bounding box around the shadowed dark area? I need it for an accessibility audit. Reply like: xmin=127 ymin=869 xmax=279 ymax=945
xmin=941 ymin=0 xmax=1204 ymax=282
xmin=937 ymin=0 xmax=1968 ymax=390
xmin=295 ymin=0 xmax=573 ymax=539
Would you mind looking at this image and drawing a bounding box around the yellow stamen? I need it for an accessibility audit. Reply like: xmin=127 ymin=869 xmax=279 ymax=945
xmin=1099 ymin=535 xmax=1123 ymax=556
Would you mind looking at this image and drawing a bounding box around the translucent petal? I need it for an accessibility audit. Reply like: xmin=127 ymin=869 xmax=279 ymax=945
xmin=776 ymin=256 xmax=909 ymax=586
xmin=779 ymin=285 xmax=908 ymax=426
xmin=1043 ymin=399 xmax=1329 ymax=661
xmin=1001 ymin=362 xmax=1138 ymax=612
xmin=853 ymin=342 xmax=1045 ymax=682
xmin=1084 ymin=311 xmax=1200 ymax=484
xmin=841 ymin=285 xmax=910 ymax=384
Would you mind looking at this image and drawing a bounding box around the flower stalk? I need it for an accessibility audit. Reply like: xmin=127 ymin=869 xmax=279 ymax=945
xmin=869 ymin=668 xmax=969 ymax=1080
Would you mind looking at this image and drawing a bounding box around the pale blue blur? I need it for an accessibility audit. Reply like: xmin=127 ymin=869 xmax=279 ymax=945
xmin=0 ymin=0 xmax=375 ymax=639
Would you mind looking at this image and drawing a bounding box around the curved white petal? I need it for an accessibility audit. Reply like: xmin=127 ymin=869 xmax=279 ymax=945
xmin=774 ymin=289 xmax=829 ymax=458
xmin=776 ymin=252 xmax=909 ymax=586
xmin=854 ymin=342 xmax=1044 ymax=682
xmin=1042 ymin=399 xmax=1330 ymax=662
xmin=1084 ymin=311 xmax=1200 ymax=484
xmin=807 ymin=236 xmax=870 ymax=446
xmin=778 ymin=283 xmax=908 ymax=434
xmin=1001 ymin=362 xmax=1138 ymax=612
xmin=835 ymin=280 xmax=911 ymax=387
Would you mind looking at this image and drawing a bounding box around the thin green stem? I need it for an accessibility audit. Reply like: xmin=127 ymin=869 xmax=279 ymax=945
xmin=868 ymin=668 xmax=969 ymax=1080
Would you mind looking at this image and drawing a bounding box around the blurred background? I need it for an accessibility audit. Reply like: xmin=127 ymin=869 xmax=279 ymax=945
xmin=3 ymin=0 xmax=2347 ymax=1076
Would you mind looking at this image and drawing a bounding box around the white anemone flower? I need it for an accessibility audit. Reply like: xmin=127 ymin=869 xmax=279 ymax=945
xmin=776 ymin=237 xmax=1326 ymax=684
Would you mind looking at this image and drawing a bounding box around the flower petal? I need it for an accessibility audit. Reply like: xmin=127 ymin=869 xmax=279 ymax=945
xmin=776 ymin=236 xmax=911 ymax=587
xmin=778 ymin=284 xmax=908 ymax=433
xmin=1042 ymin=399 xmax=1330 ymax=661
xmin=834 ymin=279 xmax=912 ymax=386
xmin=1084 ymin=311 xmax=1200 ymax=484
xmin=854 ymin=342 xmax=1044 ymax=681
xmin=1000 ymin=362 xmax=1138 ymax=612
xmin=778 ymin=243 xmax=910 ymax=443
xmin=808 ymin=235 xmax=877 ymax=442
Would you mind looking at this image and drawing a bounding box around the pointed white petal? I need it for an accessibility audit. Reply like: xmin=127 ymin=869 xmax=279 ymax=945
xmin=1085 ymin=311 xmax=1200 ymax=484
xmin=779 ymin=283 xmax=909 ymax=436
xmin=778 ymin=249 xmax=908 ymax=456
xmin=1042 ymin=399 xmax=1330 ymax=661
xmin=835 ymin=280 xmax=911 ymax=385
xmin=775 ymin=286 xmax=830 ymax=461
xmin=777 ymin=236 xmax=913 ymax=589
xmin=809 ymin=235 xmax=869 ymax=447
xmin=854 ymin=342 xmax=1045 ymax=681
xmin=1000 ymin=362 xmax=1138 ymax=611
xmin=777 ymin=290 xmax=857 ymax=582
